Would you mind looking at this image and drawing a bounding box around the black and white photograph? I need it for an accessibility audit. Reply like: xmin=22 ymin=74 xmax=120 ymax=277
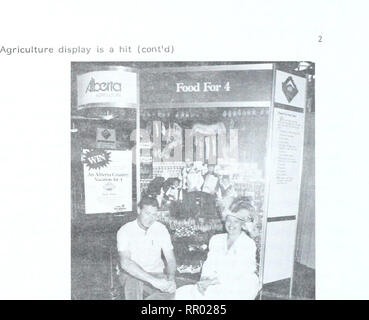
xmin=2 ymin=0 xmax=369 ymax=304
xmin=71 ymin=62 xmax=315 ymax=300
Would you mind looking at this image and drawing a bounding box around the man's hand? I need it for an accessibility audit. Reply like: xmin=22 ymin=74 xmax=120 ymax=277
xmin=150 ymin=277 xmax=172 ymax=292
xmin=196 ymin=278 xmax=220 ymax=295
xmin=165 ymin=279 xmax=177 ymax=294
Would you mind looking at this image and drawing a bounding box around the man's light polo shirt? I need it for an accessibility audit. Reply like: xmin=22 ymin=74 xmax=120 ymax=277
xmin=117 ymin=220 xmax=173 ymax=273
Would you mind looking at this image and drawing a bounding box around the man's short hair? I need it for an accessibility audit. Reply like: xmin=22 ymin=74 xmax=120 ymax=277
xmin=138 ymin=194 xmax=159 ymax=209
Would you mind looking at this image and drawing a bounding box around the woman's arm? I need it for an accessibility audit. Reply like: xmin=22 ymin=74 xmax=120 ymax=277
xmin=200 ymin=236 xmax=219 ymax=280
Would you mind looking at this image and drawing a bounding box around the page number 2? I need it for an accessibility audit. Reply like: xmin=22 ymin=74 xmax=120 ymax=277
xmin=318 ymin=35 xmax=322 ymax=43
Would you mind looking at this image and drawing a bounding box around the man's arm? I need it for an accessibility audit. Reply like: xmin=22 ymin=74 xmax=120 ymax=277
xmin=162 ymin=246 xmax=177 ymax=281
xmin=162 ymin=246 xmax=177 ymax=294
xmin=118 ymin=250 xmax=170 ymax=291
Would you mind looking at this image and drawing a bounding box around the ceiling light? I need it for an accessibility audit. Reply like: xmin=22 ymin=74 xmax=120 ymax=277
xmin=101 ymin=110 xmax=114 ymax=120
xmin=295 ymin=61 xmax=312 ymax=71
xmin=71 ymin=122 xmax=78 ymax=133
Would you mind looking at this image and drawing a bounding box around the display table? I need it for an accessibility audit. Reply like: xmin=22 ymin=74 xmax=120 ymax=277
xmin=157 ymin=209 xmax=223 ymax=277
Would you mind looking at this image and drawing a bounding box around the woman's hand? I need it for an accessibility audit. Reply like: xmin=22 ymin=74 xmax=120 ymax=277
xmin=196 ymin=278 xmax=220 ymax=295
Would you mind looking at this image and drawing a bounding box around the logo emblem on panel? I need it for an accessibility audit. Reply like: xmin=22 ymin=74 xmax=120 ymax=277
xmin=103 ymin=182 xmax=116 ymax=191
xmin=282 ymin=76 xmax=298 ymax=102
xmin=101 ymin=129 xmax=111 ymax=140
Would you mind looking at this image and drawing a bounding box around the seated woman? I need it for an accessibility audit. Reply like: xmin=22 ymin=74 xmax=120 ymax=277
xmin=175 ymin=197 xmax=260 ymax=300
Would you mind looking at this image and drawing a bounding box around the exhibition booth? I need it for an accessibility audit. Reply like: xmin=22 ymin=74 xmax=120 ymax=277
xmin=71 ymin=62 xmax=311 ymax=299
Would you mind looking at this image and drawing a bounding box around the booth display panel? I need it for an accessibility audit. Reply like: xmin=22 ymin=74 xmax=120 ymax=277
xmin=71 ymin=65 xmax=139 ymax=218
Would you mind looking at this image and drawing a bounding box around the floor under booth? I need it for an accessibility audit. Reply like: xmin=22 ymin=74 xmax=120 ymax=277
xmin=72 ymin=257 xmax=314 ymax=300
xmin=259 ymin=263 xmax=315 ymax=300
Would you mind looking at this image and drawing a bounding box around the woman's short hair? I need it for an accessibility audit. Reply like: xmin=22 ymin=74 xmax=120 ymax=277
xmin=138 ymin=194 xmax=159 ymax=209
xmin=229 ymin=196 xmax=255 ymax=213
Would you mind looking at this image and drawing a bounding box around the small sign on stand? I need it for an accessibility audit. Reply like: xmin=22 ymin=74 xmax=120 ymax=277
xmin=96 ymin=128 xmax=117 ymax=149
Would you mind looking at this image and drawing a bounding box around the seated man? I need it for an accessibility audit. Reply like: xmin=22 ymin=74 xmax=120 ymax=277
xmin=117 ymin=195 xmax=177 ymax=300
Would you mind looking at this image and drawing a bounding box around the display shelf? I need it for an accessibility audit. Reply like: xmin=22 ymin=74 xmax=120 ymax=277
xmin=157 ymin=211 xmax=223 ymax=276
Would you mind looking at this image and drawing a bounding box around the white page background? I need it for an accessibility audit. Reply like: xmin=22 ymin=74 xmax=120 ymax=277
xmin=0 ymin=0 xmax=368 ymax=299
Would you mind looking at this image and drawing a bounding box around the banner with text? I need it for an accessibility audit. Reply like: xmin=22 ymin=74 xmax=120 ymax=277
xmin=267 ymin=108 xmax=305 ymax=218
xmin=262 ymin=107 xmax=305 ymax=284
xmin=77 ymin=70 xmax=138 ymax=108
xmin=140 ymin=68 xmax=273 ymax=107
xmin=82 ymin=149 xmax=132 ymax=214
